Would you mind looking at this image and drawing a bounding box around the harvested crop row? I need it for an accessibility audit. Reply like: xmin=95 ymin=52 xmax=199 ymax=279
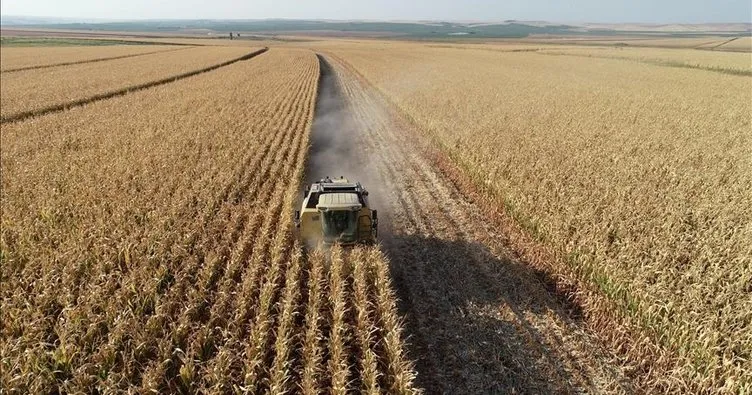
xmin=0 ymin=45 xmax=188 ymax=73
xmin=0 ymin=45 xmax=256 ymax=120
xmin=0 ymin=46 xmax=418 ymax=393
xmin=322 ymin=41 xmax=752 ymax=393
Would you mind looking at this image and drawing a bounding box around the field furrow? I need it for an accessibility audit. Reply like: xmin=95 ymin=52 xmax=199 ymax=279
xmin=350 ymin=247 xmax=381 ymax=394
xmin=268 ymin=244 xmax=304 ymax=393
xmin=299 ymin=249 xmax=326 ymax=395
xmin=326 ymin=246 xmax=351 ymax=394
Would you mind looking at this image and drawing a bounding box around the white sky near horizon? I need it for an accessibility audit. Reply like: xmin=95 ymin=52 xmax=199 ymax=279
xmin=1 ymin=0 xmax=751 ymax=24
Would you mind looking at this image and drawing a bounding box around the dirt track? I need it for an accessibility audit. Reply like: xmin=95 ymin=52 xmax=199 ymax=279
xmin=305 ymin=53 xmax=631 ymax=393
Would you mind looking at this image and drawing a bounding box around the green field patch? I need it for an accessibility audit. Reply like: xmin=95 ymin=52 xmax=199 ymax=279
xmin=0 ymin=37 xmax=158 ymax=47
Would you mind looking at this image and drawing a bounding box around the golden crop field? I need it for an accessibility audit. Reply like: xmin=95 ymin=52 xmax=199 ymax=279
xmin=0 ymin=47 xmax=416 ymax=393
xmin=2 ymin=28 xmax=749 ymax=394
xmin=536 ymin=45 xmax=752 ymax=74
xmin=321 ymin=41 xmax=752 ymax=393
xmin=719 ymin=36 xmax=752 ymax=51
xmin=389 ymin=41 xmax=752 ymax=74
xmin=524 ymin=36 xmax=736 ymax=49
xmin=0 ymin=44 xmax=184 ymax=72
xmin=0 ymin=46 xmax=253 ymax=121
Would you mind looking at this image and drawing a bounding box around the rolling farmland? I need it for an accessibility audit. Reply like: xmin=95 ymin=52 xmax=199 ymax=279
xmin=718 ymin=36 xmax=752 ymax=51
xmin=1 ymin=33 xmax=750 ymax=394
xmin=1 ymin=47 xmax=415 ymax=393
xmin=535 ymin=45 xmax=752 ymax=75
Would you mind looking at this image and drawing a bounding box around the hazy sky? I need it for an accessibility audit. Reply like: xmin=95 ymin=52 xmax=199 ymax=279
xmin=2 ymin=0 xmax=751 ymax=23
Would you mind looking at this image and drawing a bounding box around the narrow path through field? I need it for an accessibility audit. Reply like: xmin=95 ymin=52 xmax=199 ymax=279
xmin=305 ymin=53 xmax=632 ymax=393
xmin=710 ymin=36 xmax=740 ymax=50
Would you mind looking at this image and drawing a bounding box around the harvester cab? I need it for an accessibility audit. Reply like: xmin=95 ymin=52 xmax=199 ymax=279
xmin=295 ymin=176 xmax=378 ymax=247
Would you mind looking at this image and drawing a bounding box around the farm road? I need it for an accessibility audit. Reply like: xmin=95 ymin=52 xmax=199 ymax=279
xmin=305 ymin=53 xmax=631 ymax=393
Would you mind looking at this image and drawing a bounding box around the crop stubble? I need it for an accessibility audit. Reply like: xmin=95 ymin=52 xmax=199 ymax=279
xmin=321 ymin=41 xmax=752 ymax=393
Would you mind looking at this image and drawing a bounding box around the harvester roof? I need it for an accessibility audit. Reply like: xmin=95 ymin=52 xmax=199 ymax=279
xmin=316 ymin=193 xmax=362 ymax=210
xmin=311 ymin=179 xmax=361 ymax=193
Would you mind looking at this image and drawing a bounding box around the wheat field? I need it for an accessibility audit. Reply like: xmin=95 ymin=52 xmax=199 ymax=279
xmin=718 ymin=36 xmax=752 ymax=51
xmin=0 ymin=47 xmax=416 ymax=393
xmin=0 ymin=44 xmax=184 ymax=72
xmin=535 ymin=45 xmax=752 ymax=75
xmin=321 ymin=41 xmax=752 ymax=393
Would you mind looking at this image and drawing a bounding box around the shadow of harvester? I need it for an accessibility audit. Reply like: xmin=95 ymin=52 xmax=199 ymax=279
xmin=382 ymin=234 xmax=589 ymax=394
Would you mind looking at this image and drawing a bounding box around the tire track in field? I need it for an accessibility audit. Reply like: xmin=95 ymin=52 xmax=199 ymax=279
xmin=311 ymin=53 xmax=632 ymax=394
xmin=1 ymin=46 xmax=193 ymax=74
xmin=0 ymin=47 xmax=269 ymax=124
xmin=709 ymin=36 xmax=740 ymax=50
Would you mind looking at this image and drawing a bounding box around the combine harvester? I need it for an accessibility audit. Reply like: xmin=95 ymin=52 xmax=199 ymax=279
xmin=295 ymin=176 xmax=378 ymax=247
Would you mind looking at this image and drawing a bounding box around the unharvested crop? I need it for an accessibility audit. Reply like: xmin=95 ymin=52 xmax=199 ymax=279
xmin=718 ymin=36 xmax=752 ymax=51
xmin=0 ymin=47 xmax=417 ymax=393
xmin=527 ymin=36 xmax=736 ymax=49
xmin=0 ymin=44 xmax=184 ymax=72
xmin=536 ymin=45 xmax=752 ymax=75
xmin=0 ymin=46 xmax=253 ymax=120
xmin=322 ymin=41 xmax=752 ymax=393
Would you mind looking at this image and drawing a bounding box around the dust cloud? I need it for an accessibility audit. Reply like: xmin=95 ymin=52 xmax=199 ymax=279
xmin=304 ymin=54 xmax=391 ymax=237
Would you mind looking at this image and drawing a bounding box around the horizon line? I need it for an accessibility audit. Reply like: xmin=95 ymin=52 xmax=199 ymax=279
xmin=2 ymin=15 xmax=751 ymax=25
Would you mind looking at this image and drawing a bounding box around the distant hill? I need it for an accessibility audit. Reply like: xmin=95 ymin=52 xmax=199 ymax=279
xmin=0 ymin=15 xmax=116 ymax=25
xmin=582 ymin=23 xmax=751 ymax=33
xmin=1 ymin=17 xmax=750 ymax=38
